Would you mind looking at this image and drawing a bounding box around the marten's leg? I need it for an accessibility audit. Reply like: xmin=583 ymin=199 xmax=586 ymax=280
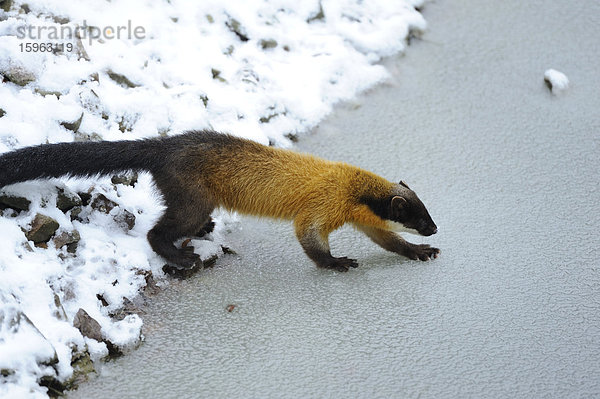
xmin=148 ymin=184 xmax=215 ymax=269
xmin=195 ymin=217 xmax=215 ymax=237
xmin=295 ymin=218 xmax=358 ymax=272
xmin=357 ymin=225 xmax=440 ymax=261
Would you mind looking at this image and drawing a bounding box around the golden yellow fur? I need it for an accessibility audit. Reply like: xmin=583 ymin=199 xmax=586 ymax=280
xmin=192 ymin=140 xmax=394 ymax=236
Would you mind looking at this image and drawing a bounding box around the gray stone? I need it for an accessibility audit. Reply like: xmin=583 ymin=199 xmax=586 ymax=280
xmin=114 ymin=209 xmax=136 ymax=231
xmin=73 ymin=308 xmax=103 ymax=342
xmin=64 ymin=351 xmax=96 ymax=390
xmin=307 ymin=2 xmax=325 ymax=23
xmin=35 ymin=88 xmax=63 ymax=98
xmin=225 ymin=17 xmax=249 ymax=41
xmin=52 ymin=294 xmax=68 ymax=321
xmin=53 ymin=230 xmax=81 ymax=249
xmin=56 ymin=189 xmax=82 ymax=212
xmin=260 ymin=39 xmax=278 ymax=49
xmin=60 ymin=112 xmax=84 ymax=133
xmin=211 ymin=68 xmax=226 ymax=82
xmin=26 ymin=214 xmax=59 ymax=243
xmin=90 ymin=194 xmax=118 ymax=214
xmin=0 ymin=308 xmax=58 ymax=367
xmin=69 ymin=206 xmax=83 ymax=222
xmin=107 ymin=70 xmax=138 ymax=88
xmin=0 ymin=0 xmax=12 ymax=13
xmin=2 ymin=65 xmax=36 ymax=86
xmin=111 ymin=172 xmax=138 ymax=186
xmin=0 ymin=194 xmax=30 ymax=211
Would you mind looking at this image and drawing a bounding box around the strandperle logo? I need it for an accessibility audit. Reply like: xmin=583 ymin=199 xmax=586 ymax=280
xmin=16 ymin=20 xmax=146 ymax=45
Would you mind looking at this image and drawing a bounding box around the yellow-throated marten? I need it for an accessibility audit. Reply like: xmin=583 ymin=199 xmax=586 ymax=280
xmin=0 ymin=131 xmax=439 ymax=271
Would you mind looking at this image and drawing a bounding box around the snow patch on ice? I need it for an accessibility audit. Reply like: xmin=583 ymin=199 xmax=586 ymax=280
xmin=544 ymin=68 xmax=569 ymax=95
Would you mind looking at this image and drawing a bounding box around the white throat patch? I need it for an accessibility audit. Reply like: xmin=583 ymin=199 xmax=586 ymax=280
xmin=387 ymin=221 xmax=420 ymax=236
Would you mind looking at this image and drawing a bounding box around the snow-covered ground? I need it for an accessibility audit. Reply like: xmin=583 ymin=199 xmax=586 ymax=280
xmin=0 ymin=1 xmax=426 ymax=397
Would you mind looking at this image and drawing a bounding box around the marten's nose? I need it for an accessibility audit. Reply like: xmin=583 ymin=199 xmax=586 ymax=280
xmin=420 ymin=225 xmax=437 ymax=236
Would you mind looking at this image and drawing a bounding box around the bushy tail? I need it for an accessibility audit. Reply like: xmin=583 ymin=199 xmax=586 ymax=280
xmin=0 ymin=138 xmax=166 ymax=188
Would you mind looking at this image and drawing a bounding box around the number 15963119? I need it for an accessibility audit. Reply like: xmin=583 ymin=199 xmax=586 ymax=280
xmin=19 ymin=42 xmax=73 ymax=52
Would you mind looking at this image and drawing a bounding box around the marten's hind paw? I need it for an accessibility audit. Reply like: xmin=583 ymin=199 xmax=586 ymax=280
xmin=320 ymin=257 xmax=359 ymax=272
xmin=172 ymin=246 xmax=202 ymax=269
xmin=405 ymin=244 xmax=440 ymax=261
xmin=195 ymin=219 xmax=216 ymax=237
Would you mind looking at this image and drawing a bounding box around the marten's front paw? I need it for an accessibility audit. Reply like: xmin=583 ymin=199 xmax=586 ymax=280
xmin=404 ymin=244 xmax=440 ymax=261
xmin=319 ymin=257 xmax=359 ymax=272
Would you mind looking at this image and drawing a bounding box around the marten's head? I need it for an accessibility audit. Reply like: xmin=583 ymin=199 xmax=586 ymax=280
xmin=360 ymin=180 xmax=438 ymax=236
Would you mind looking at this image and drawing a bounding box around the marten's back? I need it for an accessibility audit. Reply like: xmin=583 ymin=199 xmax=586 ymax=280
xmin=171 ymin=132 xmax=391 ymax=221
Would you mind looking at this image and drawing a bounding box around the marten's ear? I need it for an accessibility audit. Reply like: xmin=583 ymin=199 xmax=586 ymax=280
xmin=391 ymin=196 xmax=408 ymax=220
xmin=399 ymin=180 xmax=410 ymax=189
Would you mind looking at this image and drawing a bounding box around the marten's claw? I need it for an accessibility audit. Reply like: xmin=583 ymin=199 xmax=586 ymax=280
xmin=320 ymin=256 xmax=359 ymax=272
xmin=406 ymin=244 xmax=440 ymax=261
xmin=172 ymin=247 xmax=202 ymax=269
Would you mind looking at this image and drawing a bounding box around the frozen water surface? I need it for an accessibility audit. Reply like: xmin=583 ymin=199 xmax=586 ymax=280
xmin=69 ymin=0 xmax=600 ymax=397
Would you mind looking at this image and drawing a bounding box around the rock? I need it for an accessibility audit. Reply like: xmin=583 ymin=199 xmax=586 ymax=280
xmin=203 ymin=254 xmax=218 ymax=268
xmin=78 ymin=191 xmax=93 ymax=206
xmin=73 ymin=308 xmax=103 ymax=342
xmin=141 ymin=271 xmax=160 ymax=296
xmin=221 ymin=245 xmax=237 ymax=255
xmin=90 ymin=194 xmax=118 ymax=214
xmin=69 ymin=206 xmax=83 ymax=222
xmin=200 ymin=94 xmax=209 ymax=107
xmin=65 ymin=351 xmax=96 ymax=390
xmin=0 ymin=0 xmax=12 ymax=12
xmin=260 ymin=39 xmax=277 ymax=49
xmin=107 ymin=70 xmax=139 ymax=88
xmin=162 ymin=262 xmax=204 ymax=279
xmin=60 ymin=112 xmax=84 ymax=133
xmin=0 ymin=108 xmax=5 ymax=117
xmin=211 ymin=68 xmax=226 ymax=82
xmin=307 ymin=2 xmax=325 ymax=23
xmin=1 ymin=368 xmax=14 ymax=377
xmin=26 ymin=214 xmax=59 ymax=243
xmin=111 ymin=297 xmax=145 ymax=321
xmin=35 ymin=88 xmax=63 ymax=98
xmin=225 ymin=17 xmax=249 ymax=42
xmin=0 ymin=0 xmax=12 ymax=13
xmin=96 ymin=294 xmax=109 ymax=307
xmin=285 ymin=133 xmax=299 ymax=143
xmin=74 ymin=131 xmax=103 ymax=142
xmin=52 ymin=15 xmax=70 ymax=25
xmin=0 ymin=307 xmax=58 ymax=370
xmin=118 ymin=117 xmax=132 ymax=133
xmin=52 ymin=294 xmax=68 ymax=321
xmin=114 ymin=209 xmax=136 ymax=230
xmin=53 ymin=230 xmax=81 ymax=249
xmin=111 ymin=172 xmax=138 ymax=186
xmin=56 ymin=189 xmax=82 ymax=212
xmin=0 ymin=194 xmax=31 ymax=211
xmin=2 ymin=65 xmax=36 ymax=86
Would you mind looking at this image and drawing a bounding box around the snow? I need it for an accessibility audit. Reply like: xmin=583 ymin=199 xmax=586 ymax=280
xmin=0 ymin=0 xmax=426 ymax=397
xmin=544 ymin=68 xmax=569 ymax=94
